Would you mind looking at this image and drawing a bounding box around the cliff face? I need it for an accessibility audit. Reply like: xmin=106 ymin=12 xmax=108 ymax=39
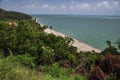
xmin=0 ymin=8 xmax=32 ymax=20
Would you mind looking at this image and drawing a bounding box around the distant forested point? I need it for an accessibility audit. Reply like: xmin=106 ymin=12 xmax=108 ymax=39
xmin=0 ymin=8 xmax=32 ymax=20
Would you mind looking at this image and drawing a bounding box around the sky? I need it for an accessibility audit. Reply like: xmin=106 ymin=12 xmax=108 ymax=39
xmin=0 ymin=0 xmax=120 ymax=15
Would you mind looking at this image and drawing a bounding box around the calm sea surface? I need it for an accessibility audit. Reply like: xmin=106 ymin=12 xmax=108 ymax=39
xmin=32 ymin=15 xmax=120 ymax=50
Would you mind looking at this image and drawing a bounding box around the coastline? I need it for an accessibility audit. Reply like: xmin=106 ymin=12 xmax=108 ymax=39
xmin=34 ymin=17 xmax=101 ymax=53
xmin=44 ymin=28 xmax=101 ymax=53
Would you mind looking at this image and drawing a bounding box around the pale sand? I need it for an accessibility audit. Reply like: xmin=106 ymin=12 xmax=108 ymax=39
xmin=44 ymin=28 xmax=101 ymax=53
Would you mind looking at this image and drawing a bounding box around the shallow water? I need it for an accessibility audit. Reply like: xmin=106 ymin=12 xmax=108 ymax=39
xmin=32 ymin=15 xmax=120 ymax=50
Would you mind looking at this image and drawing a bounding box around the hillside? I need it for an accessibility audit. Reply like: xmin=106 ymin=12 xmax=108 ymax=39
xmin=0 ymin=8 xmax=120 ymax=80
xmin=0 ymin=8 xmax=32 ymax=20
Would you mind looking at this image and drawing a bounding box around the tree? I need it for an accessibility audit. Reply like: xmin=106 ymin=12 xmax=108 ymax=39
xmin=50 ymin=26 xmax=52 ymax=29
xmin=89 ymin=54 xmax=120 ymax=80
xmin=116 ymin=38 xmax=120 ymax=51
xmin=101 ymin=40 xmax=118 ymax=55
xmin=0 ymin=22 xmax=16 ymax=56
xmin=40 ymin=46 xmax=54 ymax=65
xmin=106 ymin=40 xmax=111 ymax=47
xmin=88 ymin=66 xmax=106 ymax=80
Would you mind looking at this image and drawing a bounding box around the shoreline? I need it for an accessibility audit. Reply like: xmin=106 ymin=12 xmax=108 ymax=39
xmin=44 ymin=28 xmax=101 ymax=53
xmin=34 ymin=18 xmax=101 ymax=53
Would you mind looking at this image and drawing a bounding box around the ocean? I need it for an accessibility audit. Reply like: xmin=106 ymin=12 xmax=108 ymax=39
xmin=32 ymin=15 xmax=120 ymax=50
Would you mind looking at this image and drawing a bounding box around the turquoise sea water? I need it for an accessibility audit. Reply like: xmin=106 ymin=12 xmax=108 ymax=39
xmin=32 ymin=15 xmax=120 ymax=50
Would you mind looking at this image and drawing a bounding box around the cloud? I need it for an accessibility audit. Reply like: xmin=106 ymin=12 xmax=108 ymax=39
xmin=0 ymin=0 xmax=120 ymax=15
xmin=42 ymin=4 xmax=48 ymax=8
xmin=69 ymin=3 xmax=90 ymax=9
xmin=113 ymin=1 xmax=119 ymax=6
xmin=41 ymin=4 xmax=56 ymax=10
xmin=27 ymin=4 xmax=37 ymax=8
xmin=77 ymin=3 xmax=90 ymax=9
xmin=71 ymin=0 xmax=75 ymax=4
xmin=61 ymin=5 xmax=66 ymax=9
xmin=97 ymin=1 xmax=111 ymax=8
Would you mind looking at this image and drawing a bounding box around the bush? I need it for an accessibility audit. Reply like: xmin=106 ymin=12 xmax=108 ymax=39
xmin=40 ymin=63 xmax=62 ymax=77
xmin=0 ymin=56 xmax=31 ymax=80
xmin=74 ymin=75 xmax=86 ymax=80
xmin=0 ymin=54 xmax=35 ymax=68
xmin=0 ymin=51 xmax=4 ymax=58
xmin=40 ymin=63 xmax=73 ymax=77
xmin=88 ymin=54 xmax=120 ymax=80
xmin=15 ymin=54 xmax=35 ymax=68
xmin=6 ymin=54 xmax=35 ymax=68
xmin=0 ymin=56 xmax=50 ymax=80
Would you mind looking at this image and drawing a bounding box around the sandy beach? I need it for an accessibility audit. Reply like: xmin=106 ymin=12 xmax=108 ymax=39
xmin=44 ymin=28 xmax=101 ymax=53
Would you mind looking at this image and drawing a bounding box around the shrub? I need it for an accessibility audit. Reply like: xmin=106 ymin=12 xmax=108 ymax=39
xmin=40 ymin=63 xmax=62 ymax=77
xmin=0 ymin=56 xmax=47 ymax=80
xmin=0 ymin=56 xmax=30 ymax=80
xmin=15 ymin=54 xmax=35 ymax=68
xmin=2 ymin=54 xmax=35 ymax=68
xmin=40 ymin=63 xmax=73 ymax=77
xmin=88 ymin=66 xmax=105 ymax=80
xmin=89 ymin=54 xmax=120 ymax=80
xmin=74 ymin=75 xmax=86 ymax=80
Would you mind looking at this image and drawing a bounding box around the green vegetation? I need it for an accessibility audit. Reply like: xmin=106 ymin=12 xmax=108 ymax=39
xmin=0 ymin=55 xmax=87 ymax=80
xmin=0 ymin=8 xmax=32 ymax=20
xmin=0 ymin=8 xmax=120 ymax=80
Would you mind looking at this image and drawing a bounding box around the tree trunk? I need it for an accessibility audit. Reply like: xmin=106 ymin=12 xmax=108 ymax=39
xmin=3 ymin=48 xmax=13 ymax=57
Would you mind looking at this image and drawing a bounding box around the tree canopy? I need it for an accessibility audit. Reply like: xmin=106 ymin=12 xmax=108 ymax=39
xmin=0 ymin=8 xmax=32 ymax=20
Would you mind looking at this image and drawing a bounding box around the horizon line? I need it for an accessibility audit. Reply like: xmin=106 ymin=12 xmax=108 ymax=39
xmin=30 ymin=14 xmax=120 ymax=16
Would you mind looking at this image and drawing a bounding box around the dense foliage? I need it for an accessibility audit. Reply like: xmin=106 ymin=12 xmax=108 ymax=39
xmin=0 ymin=19 xmax=89 ymax=79
xmin=0 ymin=8 xmax=32 ymax=20
xmin=0 ymin=8 xmax=120 ymax=80
xmin=88 ymin=41 xmax=120 ymax=80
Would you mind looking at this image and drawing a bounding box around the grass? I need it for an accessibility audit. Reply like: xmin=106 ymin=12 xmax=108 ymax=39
xmin=0 ymin=55 xmax=86 ymax=80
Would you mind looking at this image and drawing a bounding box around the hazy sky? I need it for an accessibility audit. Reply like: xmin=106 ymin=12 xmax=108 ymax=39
xmin=0 ymin=0 xmax=120 ymax=15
